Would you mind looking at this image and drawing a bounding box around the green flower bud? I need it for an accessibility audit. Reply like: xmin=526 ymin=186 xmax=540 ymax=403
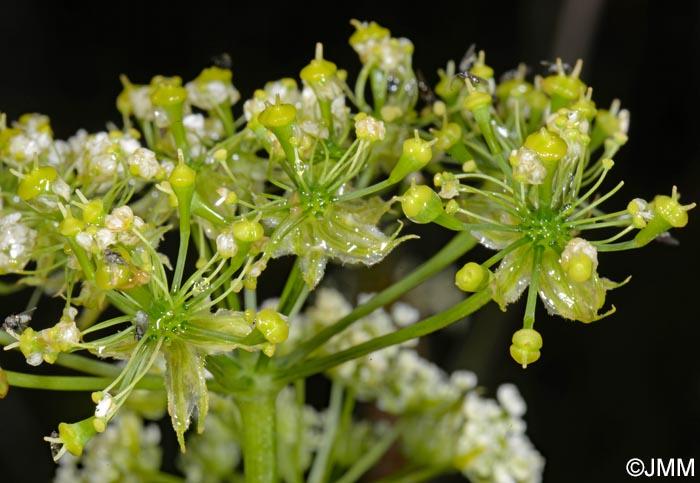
xmin=57 ymin=417 xmax=98 ymax=456
xmin=401 ymin=184 xmax=443 ymax=224
xmin=255 ymin=308 xmax=289 ymax=344
xmin=524 ymin=128 xmax=568 ymax=164
xmin=17 ymin=166 xmax=58 ymax=200
xmin=232 ymin=219 xmax=264 ymax=243
xmin=509 ymin=328 xmax=542 ymax=368
xmin=455 ymin=262 xmax=490 ymax=292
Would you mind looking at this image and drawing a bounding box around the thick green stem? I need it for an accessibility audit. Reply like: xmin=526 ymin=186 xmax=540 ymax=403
xmin=236 ymin=392 xmax=278 ymax=483
xmin=275 ymin=288 xmax=492 ymax=384
xmin=277 ymin=231 xmax=477 ymax=367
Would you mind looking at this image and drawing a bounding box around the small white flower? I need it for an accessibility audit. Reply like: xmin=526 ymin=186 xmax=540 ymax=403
xmin=0 ymin=213 xmax=37 ymax=274
xmin=497 ymin=383 xmax=526 ymax=417
xmin=390 ymin=301 xmax=419 ymax=327
xmin=51 ymin=177 xmax=71 ymax=201
xmin=95 ymin=228 xmax=116 ymax=250
xmin=105 ymin=206 xmax=134 ymax=232
xmin=216 ymin=232 xmax=238 ymax=258
xmin=129 ymin=86 xmax=154 ymax=121
xmin=354 ymin=114 xmax=386 ymax=142
xmin=95 ymin=392 xmax=114 ymax=419
xmin=128 ymin=148 xmax=160 ymax=180
xmin=510 ymin=147 xmax=546 ymax=185
xmin=75 ymin=231 xmax=95 ymax=251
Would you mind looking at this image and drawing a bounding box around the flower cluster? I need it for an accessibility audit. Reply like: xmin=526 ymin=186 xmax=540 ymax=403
xmin=0 ymin=17 xmax=692 ymax=483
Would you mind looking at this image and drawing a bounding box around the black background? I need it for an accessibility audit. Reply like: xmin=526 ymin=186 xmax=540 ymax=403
xmin=1 ymin=1 xmax=699 ymax=482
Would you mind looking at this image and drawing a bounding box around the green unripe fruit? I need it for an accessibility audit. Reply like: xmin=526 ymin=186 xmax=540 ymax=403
xmin=258 ymin=103 xmax=297 ymax=128
xmin=433 ymin=122 xmax=462 ymax=151
xmin=455 ymin=262 xmax=489 ymax=292
xmin=653 ymin=194 xmax=690 ymax=228
xmin=525 ymin=89 xmax=548 ymax=111
xmin=232 ymin=219 xmax=264 ymax=243
xmin=300 ymin=57 xmax=337 ymax=84
xmin=194 ymin=65 xmax=232 ymax=84
xmin=509 ymin=328 xmax=543 ymax=368
xmin=524 ymin=128 xmax=568 ymax=164
xmin=564 ymin=252 xmax=593 ymax=283
xmin=496 ymin=79 xmax=532 ymax=101
xmin=349 ymin=20 xmax=390 ymax=47
xmin=541 ymin=74 xmax=586 ymax=102
xmin=256 ymin=308 xmax=289 ymax=344
xmin=150 ymin=84 xmax=188 ymax=107
xmin=401 ymin=185 xmax=443 ymax=224
xmin=59 ymin=216 xmax=85 ymax=237
xmin=169 ymin=159 xmax=196 ymax=189
xmin=462 ymin=90 xmax=492 ymax=112
xmin=634 ymin=188 xmax=695 ymax=246
xmin=58 ymin=418 xmax=98 ymax=456
xmin=435 ymin=75 xmax=462 ymax=104
xmin=389 ymin=132 xmax=435 ymax=182
xmin=94 ymin=261 xmax=132 ymax=291
xmin=571 ymin=97 xmax=597 ymax=121
xmin=470 ymin=63 xmax=493 ymax=80
xmin=18 ymin=166 xmax=57 ymax=200
xmin=82 ymin=199 xmax=105 ymax=224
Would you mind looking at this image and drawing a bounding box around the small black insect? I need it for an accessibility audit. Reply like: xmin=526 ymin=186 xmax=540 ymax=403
xmin=49 ymin=431 xmax=61 ymax=460
xmin=416 ymin=69 xmax=437 ymax=104
xmin=3 ymin=308 xmax=35 ymax=335
xmin=458 ymin=44 xmax=477 ymax=72
xmin=540 ymin=59 xmax=571 ymax=75
xmin=104 ymin=249 xmax=128 ymax=266
xmin=211 ymin=52 xmax=233 ymax=69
